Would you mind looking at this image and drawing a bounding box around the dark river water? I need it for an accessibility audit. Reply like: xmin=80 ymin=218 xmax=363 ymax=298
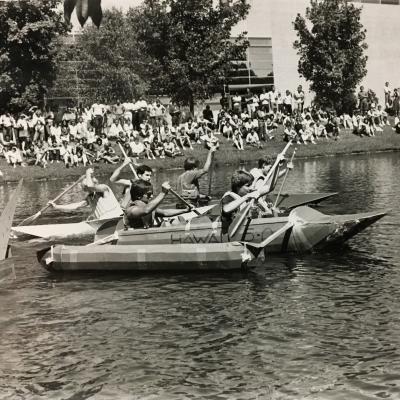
xmin=0 ymin=152 xmax=399 ymax=400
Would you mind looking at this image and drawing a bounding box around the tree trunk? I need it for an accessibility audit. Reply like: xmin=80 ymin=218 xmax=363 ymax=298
xmin=189 ymin=93 xmax=194 ymax=116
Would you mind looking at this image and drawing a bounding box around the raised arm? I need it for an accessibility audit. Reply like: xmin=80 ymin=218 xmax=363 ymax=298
xmin=199 ymin=147 xmax=216 ymax=175
xmin=110 ymin=158 xmax=133 ymax=186
xmin=126 ymin=182 xmax=170 ymax=219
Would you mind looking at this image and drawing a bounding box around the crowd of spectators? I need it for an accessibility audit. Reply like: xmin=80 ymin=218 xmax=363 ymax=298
xmin=0 ymin=83 xmax=397 ymax=171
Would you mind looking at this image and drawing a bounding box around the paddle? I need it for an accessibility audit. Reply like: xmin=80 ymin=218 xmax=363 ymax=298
xmin=228 ymin=141 xmax=292 ymax=239
xmin=118 ymin=142 xmax=138 ymax=179
xmin=273 ymin=147 xmax=297 ymax=209
xmin=18 ymin=175 xmax=85 ymax=226
xmin=86 ymin=232 xmax=119 ymax=246
xmin=118 ymin=141 xmax=201 ymax=215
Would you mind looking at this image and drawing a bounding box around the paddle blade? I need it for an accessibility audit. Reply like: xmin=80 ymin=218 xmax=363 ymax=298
xmin=18 ymin=211 xmax=41 ymax=227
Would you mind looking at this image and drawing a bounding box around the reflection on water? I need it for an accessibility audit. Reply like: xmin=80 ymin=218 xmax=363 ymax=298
xmin=0 ymin=152 xmax=400 ymax=399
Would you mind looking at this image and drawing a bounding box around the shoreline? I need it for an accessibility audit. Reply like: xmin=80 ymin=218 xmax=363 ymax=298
xmin=1 ymin=128 xmax=400 ymax=183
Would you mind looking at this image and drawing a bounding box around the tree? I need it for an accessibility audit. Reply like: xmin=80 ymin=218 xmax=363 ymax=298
xmin=133 ymin=0 xmax=250 ymax=113
xmin=293 ymin=0 xmax=368 ymax=114
xmin=54 ymin=8 xmax=149 ymax=105
xmin=0 ymin=0 xmax=68 ymax=112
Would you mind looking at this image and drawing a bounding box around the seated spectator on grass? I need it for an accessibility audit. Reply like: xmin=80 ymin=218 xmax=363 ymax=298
xmin=129 ymin=136 xmax=145 ymax=158
xmin=265 ymin=116 xmax=277 ymax=140
xmin=202 ymin=129 xmax=219 ymax=150
xmin=315 ymin=120 xmax=328 ymax=139
xmin=176 ymin=126 xmax=193 ymax=150
xmin=34 ymin=141 xmax=49 ymax=168
xmin=246 ymin=129 xmax=263 ymax=149
xmin=143 ymin=136 xmax=156 ymax=160
xmin=222 ymin=119 xmax=234 ymax=140
xmin=151 ymin=137 xmax=165 ymax=158
xmin=5 ymin=145 xmax=24 ymax=168
xmin=59 ymin=139 xmax=74 ymax=167
xmin=98 ymin=143 xmax=119 ymax=164
xmin=163 ymin=136 xmax=182 ymax=158
xmin=232 ymin=128 xmax=244 ymax=150
xmin=283 ymin=120 xmax=297 ymax=142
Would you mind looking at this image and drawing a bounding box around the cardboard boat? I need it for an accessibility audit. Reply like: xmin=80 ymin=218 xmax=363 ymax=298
xmin=11 ymin=205 xmax=216 ymax=240
xmin=115 ymin=206 xmax=387 ymax=253
xmin=14 ymin=192 xmax=336 ymax=241
xmin=37 ymin=217 xmax=296 ymax=272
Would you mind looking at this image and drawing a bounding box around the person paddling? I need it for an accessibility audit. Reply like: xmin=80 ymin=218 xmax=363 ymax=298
xmin=176 ymin=146 xmax=216 ymax=207
xmin=110 ymin=158 xmax=153 ymax=210
xmin=124 ymin=180 xmax=190 ymax=229
xmin=48 ymin=168 xmax=122 ymax=220
xmin=249 ymin=156 xmax=293 ymax=191
xmin=249 ymin=156 xmax=293 ymax=214
xmin=220 ymin=170 xmax=272 ymax=239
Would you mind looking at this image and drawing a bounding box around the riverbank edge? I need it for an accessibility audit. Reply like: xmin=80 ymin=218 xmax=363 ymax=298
xmin=1 ymin=130 xmax=400 ymax=183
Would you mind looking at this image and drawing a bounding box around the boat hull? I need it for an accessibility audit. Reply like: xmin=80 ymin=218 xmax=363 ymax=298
xmin=116 ymin=207 xmax=387 ymax=254
xmin=12 ymin=221 xmax=98 ymax=240
xmin=12 ymin=205 xmax=217 ymax=240
xmin=12 ymin=193 xmax=335 ymax=240
xmin=40 ymin=242 xmax=251 ymax=272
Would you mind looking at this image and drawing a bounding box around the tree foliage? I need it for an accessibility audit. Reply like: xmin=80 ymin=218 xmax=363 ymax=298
xmin=293 ymin=0 xmax=368 ymax=114
xmin=0 ymin=0 xmax=68 ymax=112
xmin=133 ymin=0 xmax=250 ymax=112
xmin=51 ymin=8 xmax=149 ymax=105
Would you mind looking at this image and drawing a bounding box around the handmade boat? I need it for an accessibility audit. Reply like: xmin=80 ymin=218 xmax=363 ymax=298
xmin=14 ymin=192 xmax=336 ymax=240
xmin=37 ymin=217 xmax=294 ymax=272
xmin=114 ymin=206 xmax=387 ymax=254
xmin=11 ymin=205 xmax=216 ymax=240
xmin=0 ymin=180 xmax=23 ymax=282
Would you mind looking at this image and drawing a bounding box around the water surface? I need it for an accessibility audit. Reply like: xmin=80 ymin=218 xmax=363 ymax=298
xmin=0 ymin=152 xmax=399 ymax=399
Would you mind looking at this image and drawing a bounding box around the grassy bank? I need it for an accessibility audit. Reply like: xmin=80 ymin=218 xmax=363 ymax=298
xmin=1 ymin=127 xmax=400 ymax=183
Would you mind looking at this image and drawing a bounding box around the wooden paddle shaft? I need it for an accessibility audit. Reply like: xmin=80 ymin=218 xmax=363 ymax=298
xmin=18 ymin=175 xmax=85 ymax=226
xmin=273 ymin=148 xmax=297 ymax=208
xmin=118 ymin=143 xmax=138 ymax=179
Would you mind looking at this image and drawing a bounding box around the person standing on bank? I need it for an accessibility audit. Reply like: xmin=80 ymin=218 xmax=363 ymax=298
xmin=176 ymin=146 xmax=216 ymax=206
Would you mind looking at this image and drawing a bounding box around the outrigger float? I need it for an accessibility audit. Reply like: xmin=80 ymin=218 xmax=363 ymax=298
xmin=37 ymin=216 xmax=294 ymax=272
xmin=37 ymin=206 xmax=386 ymax=272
